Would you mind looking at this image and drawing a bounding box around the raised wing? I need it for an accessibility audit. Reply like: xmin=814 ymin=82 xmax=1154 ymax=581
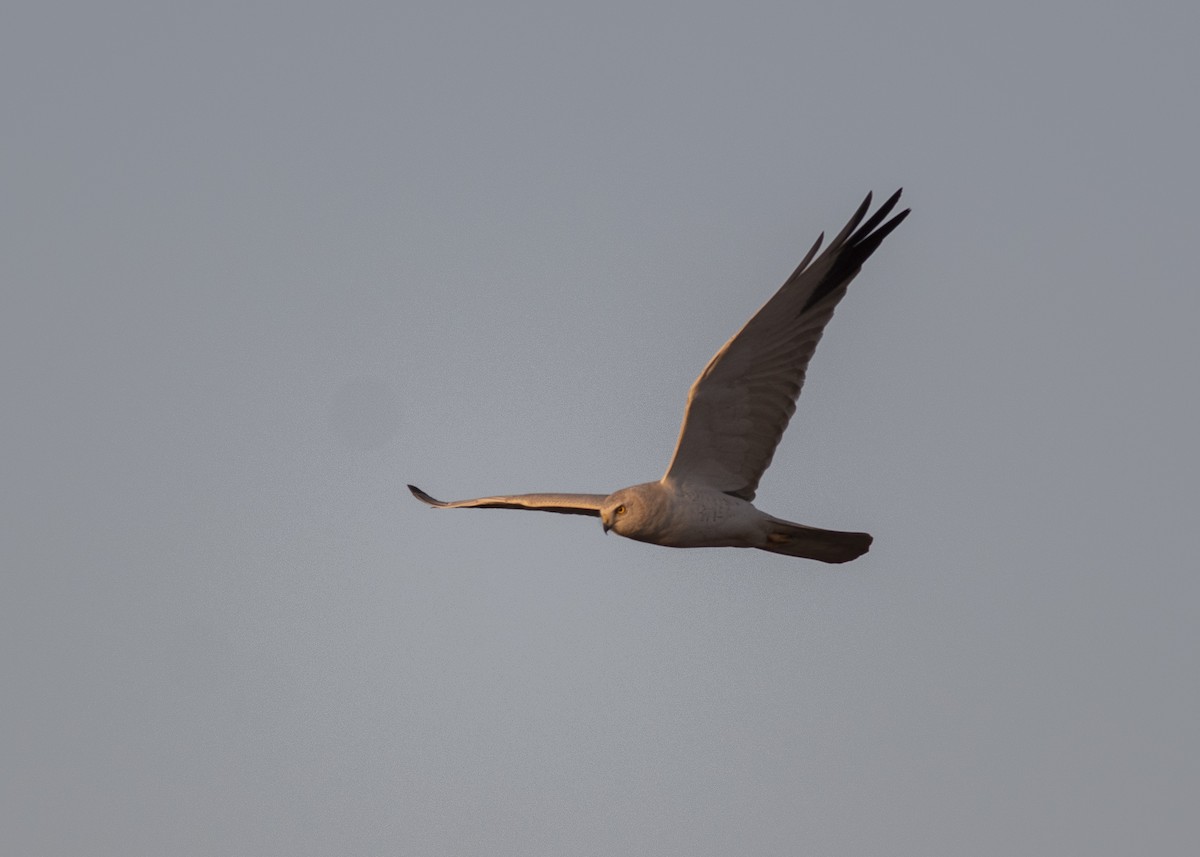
xmin=662 ymin=190 xmax=909 ymax=501
xmin=408 ymin=484 xmax=605 ymax=517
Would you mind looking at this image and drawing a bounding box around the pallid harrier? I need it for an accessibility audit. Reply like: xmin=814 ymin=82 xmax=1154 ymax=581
xmin=410 ymin=190 xmax=909 ymax=563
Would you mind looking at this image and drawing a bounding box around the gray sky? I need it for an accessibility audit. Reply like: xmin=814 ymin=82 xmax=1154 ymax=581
xmin=4 ymin=1 xmax=1198 ymax=854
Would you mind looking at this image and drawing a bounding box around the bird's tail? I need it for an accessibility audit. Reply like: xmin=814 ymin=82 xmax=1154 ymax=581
xmin=758 ymin=517 xmax=872 ymax=564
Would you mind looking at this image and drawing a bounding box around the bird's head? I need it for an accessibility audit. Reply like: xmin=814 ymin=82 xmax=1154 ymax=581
xmin=600 ymin=483 xmax=660 ymax=538
xmin=600 ymin=492 xmax=631 ymax=535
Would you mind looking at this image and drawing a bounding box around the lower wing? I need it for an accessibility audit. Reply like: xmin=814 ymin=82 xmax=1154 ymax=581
xmin=408 ymin=484 xmax=606 ymax=517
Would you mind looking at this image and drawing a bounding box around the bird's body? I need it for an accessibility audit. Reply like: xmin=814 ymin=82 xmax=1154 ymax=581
xmin=601 ymin=482 xmax=760 ymax=549
xmin=597 ymin=481 xmax=872 ymax=563
xmin=409 ymin=190 xmax=909 ymax=563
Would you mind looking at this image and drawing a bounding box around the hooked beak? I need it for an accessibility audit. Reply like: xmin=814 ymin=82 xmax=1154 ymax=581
xmin=602 ymin=517 xmax=611 ymax=534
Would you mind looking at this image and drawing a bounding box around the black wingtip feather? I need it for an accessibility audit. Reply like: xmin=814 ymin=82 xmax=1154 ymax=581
xmin=831 ymin=192 xmax=874 ymax=247
xmin=848 ymin=188 xmax=903 ymax=246
xmin=792 ymin=231 xmax=826 ymax=276
xmin=408 ymin=484 xmax=446 ymax=507
xmin=800 ymin=190 xmax=909 ymax=312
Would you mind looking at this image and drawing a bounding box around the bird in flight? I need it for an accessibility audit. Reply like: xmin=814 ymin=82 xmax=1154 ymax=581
xmin=410 ymin=190 xmax=909 ymax=563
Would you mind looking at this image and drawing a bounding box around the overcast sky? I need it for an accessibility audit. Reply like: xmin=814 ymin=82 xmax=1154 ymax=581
xmin=4 ymin=1 xmax=1198 ymax=855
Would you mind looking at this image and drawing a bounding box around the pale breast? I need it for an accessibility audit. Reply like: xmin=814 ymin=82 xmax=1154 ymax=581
xmin=656 ymin=485 xmax=763 ymax=548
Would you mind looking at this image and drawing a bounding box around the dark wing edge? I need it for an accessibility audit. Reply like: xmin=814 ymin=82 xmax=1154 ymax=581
xmin=796 ymin=188 xmax=910 ymax=313
xmin=407 ymin=484 xmax=605 ymax=517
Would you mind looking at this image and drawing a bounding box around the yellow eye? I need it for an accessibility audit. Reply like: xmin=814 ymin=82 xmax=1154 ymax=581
xmin=616 ymin=505 xmax=626 ymax=515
